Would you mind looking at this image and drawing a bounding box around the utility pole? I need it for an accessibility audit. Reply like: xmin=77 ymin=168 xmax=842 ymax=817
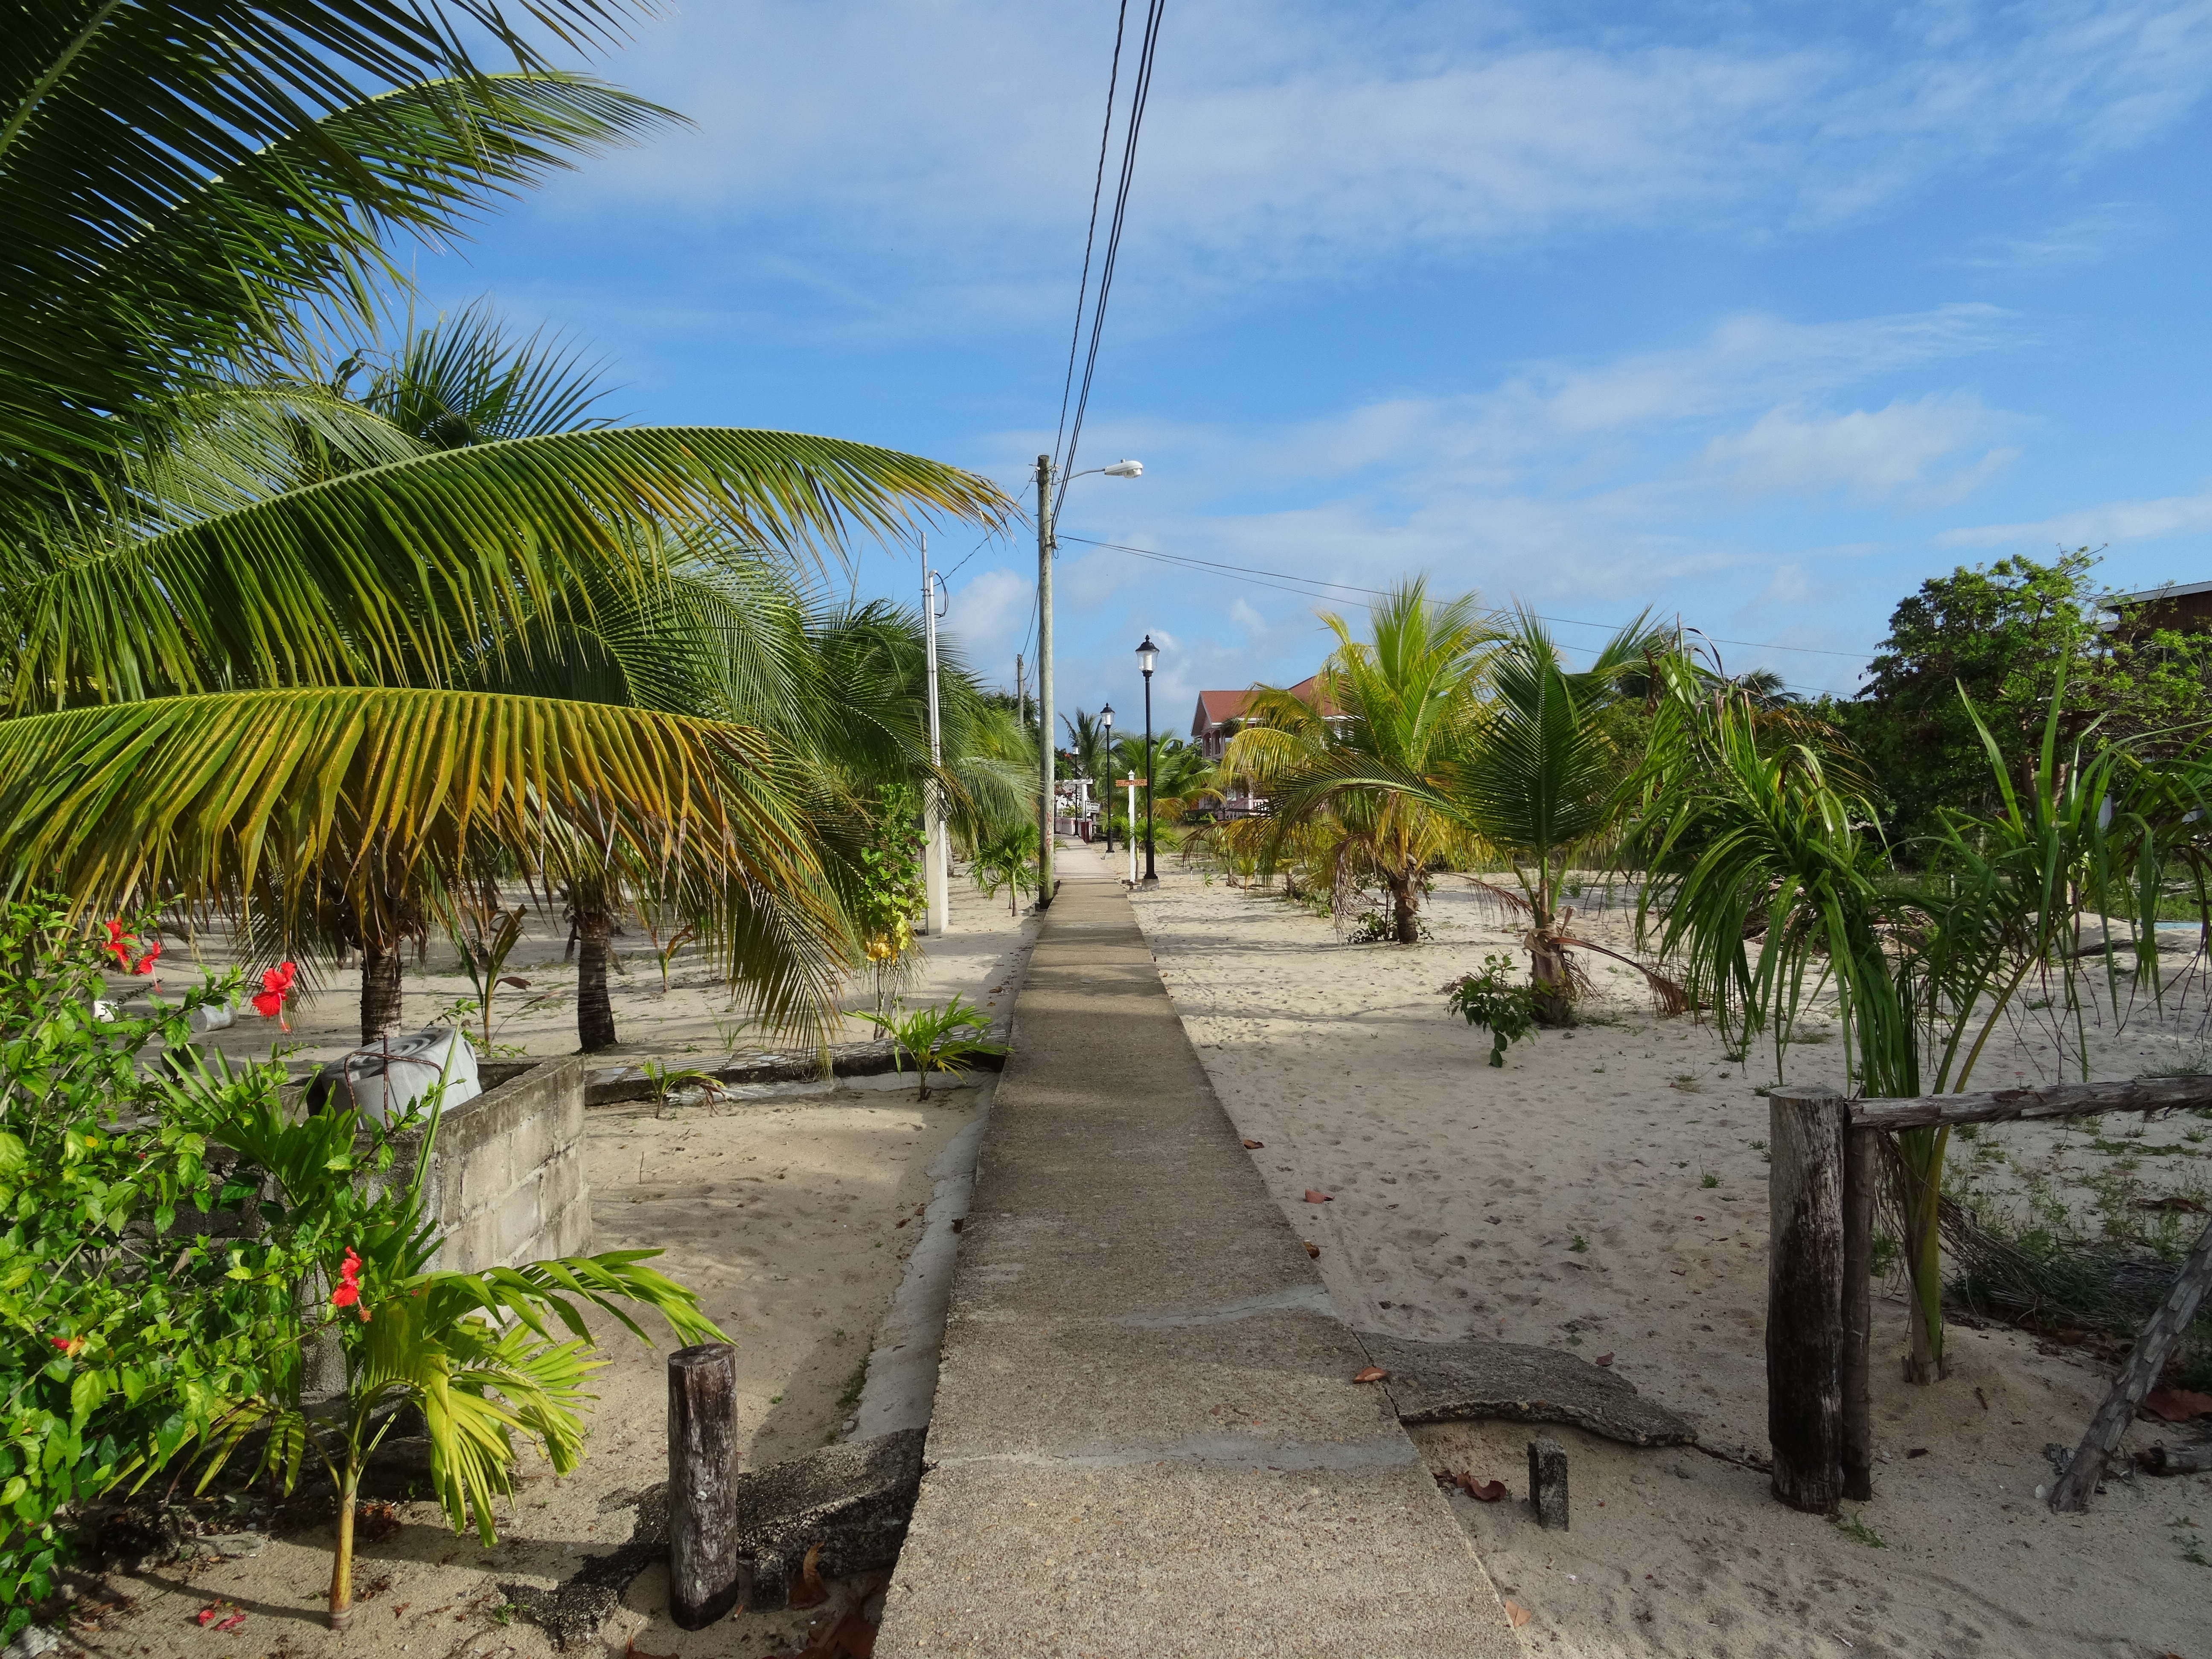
xmin=922 ymin=539 xmax=948 ymax=937
xmin=1035 ymin=454 xmax=1055 ymax=909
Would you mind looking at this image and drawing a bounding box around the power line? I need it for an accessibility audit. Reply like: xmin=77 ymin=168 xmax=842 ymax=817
xmin=1053 ymin=531 xmax=1878 ymax=664
xmin=1055 ymin=0 xmax=1167 ymax=514
xmin=1051 ymin=0 xmax=1132 ymax=472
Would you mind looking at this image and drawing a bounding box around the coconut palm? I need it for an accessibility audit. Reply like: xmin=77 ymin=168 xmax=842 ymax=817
xmin=1 ymin=1 xmax=1012 ymax=1050
xmin=1447 ymin=608 xmax=1665 ymax=1022
xmin=1228 ymin=580 xmax=1493 ymax=942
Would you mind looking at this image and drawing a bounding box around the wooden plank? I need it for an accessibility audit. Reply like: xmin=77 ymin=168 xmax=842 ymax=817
xmin=1767 ymin=1086 xmax=1847 ymax=1513
xmin=2049 ymin=1213 xmax=2212 ymax=1512
xmin=1841 ymin=1125 xmax=1876 ymax=1503
xmin=1850 ymin=1075 xmax=2212 ymax=1131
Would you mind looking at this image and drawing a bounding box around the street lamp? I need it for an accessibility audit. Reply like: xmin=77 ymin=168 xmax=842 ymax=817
xmin=1034 ymin=457 xmax=1143 ymax=911
xmin=1099 ymin=703 xmax=1115 ymax=853
xmin=1135 ymin=635 xmax=1159 ymax=885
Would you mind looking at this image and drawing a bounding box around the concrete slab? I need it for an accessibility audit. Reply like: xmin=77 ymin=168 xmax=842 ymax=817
xmin=876 ymin=868 xmax=1520 ymax=1658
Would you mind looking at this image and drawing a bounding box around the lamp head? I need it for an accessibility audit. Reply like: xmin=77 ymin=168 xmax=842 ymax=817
xmin=1100 ymin=703 xmax=1114 ymax=730
xmin=1135 ymin=635 xmax=1158 ymax=676
xmin=1102 ymin=459 xmax=1143 ymax=478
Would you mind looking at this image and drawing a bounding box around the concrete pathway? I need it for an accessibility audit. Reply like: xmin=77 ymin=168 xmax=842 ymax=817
xmin=876 ymin=864 xmax=1520 ymax=1657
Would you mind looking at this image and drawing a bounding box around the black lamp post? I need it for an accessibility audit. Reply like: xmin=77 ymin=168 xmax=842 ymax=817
xmin=1099 ymin=703 xmax=1115 ymax=853
xmin=1135 ymin=635 xmax=1159 ymax=884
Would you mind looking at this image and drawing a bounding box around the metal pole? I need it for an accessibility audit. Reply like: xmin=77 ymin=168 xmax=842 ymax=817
xmin=1126 ymin=775 xmax=1138 ymax=884
xmin=1142 ymin=664 xmax=1157 ymax=883
xmin=1036 ymin=454 xmax=1055 ymax=910
xmin=922 ymin=540 xmax=948 ymax=938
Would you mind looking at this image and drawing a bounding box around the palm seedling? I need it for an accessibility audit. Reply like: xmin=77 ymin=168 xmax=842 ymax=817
xmin=858 ymin=995 xmax=1006 ymax=1100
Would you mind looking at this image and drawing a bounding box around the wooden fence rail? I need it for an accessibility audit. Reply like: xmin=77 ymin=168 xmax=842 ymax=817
xmin=1765 ymin=1077 xmax=2212 ymax=1513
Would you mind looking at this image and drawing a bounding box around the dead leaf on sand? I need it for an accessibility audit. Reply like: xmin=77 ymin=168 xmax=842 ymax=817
xmin=627 ymin=1639 xmax=679 ymax=1659
xmin=1458 ymin=1473 xmax=1508 ymax=1502
xmin=1594 ymin=1353 xmax=1614 ymax=1367
xmin=1504 ymin=1599 xmax=1532 ymax=1628
xmin=1351 ymin=1366 xmax=1389 ymax=1383
xmin=1303 ymin=1190 xmax=1332 ymax=1203
xmin=1242 ymin=1139 xmax=1264 ymax=1149
xmin=2145 ymin=1385 xmax=2212 ymax=1422
xmin=355 ymin=1501 xmax=401 ymax=1544
xmin=1301 ymin=1241 xmax=1320 ymax=1258
xmin=787 ymin=1540 xmax=830 ymax=1610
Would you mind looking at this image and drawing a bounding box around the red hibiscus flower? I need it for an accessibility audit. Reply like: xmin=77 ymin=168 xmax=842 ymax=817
xmin=329 ymin=1247 xmax=369 ymax=1322
xmin=128 ymin=938 xmax=161 ymax=975
xmin=48 ymin=1336 xmax=84 ymax=1358
xmin=100 ymin=919 xmax=131 ymax=970
xmin=250 ymin=961 xmax=297 ymax=1029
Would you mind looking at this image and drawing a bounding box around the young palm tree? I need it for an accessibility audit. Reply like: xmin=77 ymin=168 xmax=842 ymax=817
xmin=1448 ymin=608 xmax=1664 ymax=1022
xmin=1229 ymin=579 xmax=1492 ymax=943
xmin=1633 ymin=655 xmax=2192 ymax=1380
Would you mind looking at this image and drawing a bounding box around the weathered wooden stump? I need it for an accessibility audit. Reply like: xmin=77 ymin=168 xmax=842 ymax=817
xmin=668 ymin=1343 xmax=742 ymax=1629
xmin=1526 ymin=1438 xmax=1569 ymax=1530
xmin=1767 ymin=1086 xmax=1847 ymax=1513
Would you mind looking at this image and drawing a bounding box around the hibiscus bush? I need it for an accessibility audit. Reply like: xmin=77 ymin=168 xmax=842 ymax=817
xmin=0 ymin=898 xmax=309 ymax=1634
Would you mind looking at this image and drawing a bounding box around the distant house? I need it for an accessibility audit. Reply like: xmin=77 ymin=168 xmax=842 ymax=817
xmin=1190 ymin=675 xmax=1341 ymax=760
xmin=2103 ymin=580 xmax=2212 ymax=637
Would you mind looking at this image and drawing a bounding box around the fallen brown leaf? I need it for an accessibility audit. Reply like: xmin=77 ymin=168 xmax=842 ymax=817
xmin=627 ymin=1639 xmax=679 ymax=1659
xmin=355 ymin=1501 xmax=402 ymax=1545
xmin=1352 ymin=1365 xmax=1389 ymax=1383
xmin=2136 ymin=1195 xmax=2208 ymax=1213
xmin=787 ymin=1540 xmax=830 ymax=1610
xmin=1594 ymin=1353 xmax=1614 ymax=1367
xmin=498 ymin=976 xmax=531 ymax=990
xmin=1302 ymin=1240 xmax=1320 ymax=1258
xmin=1906 ymin=1447 xmax=1930 ymax=1458
xmin=1242 ymin=1139 xmax=1264 ymax=1149
xmin=2145 ymin=1385 xmax=2212 ymax=1422
xmin=1303 ymin=1190 xmax=1333 ymax=1203
xmin=894 ymin=1218 xmax=908 ymax=1228
xmin=1458 ymin=1473 xmax=1509 ymax=1502
xmin=950 ymin=1217 xmax=965 ymax=1233
xmin=1504 ymin=1599 xmax=1532 ymax=1628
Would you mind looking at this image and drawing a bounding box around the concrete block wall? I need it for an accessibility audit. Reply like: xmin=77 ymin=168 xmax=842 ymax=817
xmin=386 ymin=1055 xmax=592 ymax=1272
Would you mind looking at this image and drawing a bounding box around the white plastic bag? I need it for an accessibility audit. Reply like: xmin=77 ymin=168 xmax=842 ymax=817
xmin=345 ymin=1027 xmax=480 ymax=1127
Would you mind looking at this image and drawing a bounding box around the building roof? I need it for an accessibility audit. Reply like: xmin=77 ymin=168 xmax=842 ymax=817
xmin=1191 ymin=675 xmax=1333 ymax=736
xmin=2105 ymin=579 xmax=2212 ymax=608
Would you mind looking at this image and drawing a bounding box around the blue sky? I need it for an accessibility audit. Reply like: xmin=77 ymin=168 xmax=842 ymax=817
xmin=416 ymin=0 xmax=2212 ymax=731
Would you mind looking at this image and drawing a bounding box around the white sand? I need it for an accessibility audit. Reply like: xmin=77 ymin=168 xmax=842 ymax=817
xmin=1106 ymin=843 xmax=2212 ymax=1659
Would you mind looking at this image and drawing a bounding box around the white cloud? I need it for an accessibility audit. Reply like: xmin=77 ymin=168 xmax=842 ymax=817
xmin=1941 ymin=486 xmax=2212 ymax=548
xmin=1700 ymin=394 xmax=2020 ymax=508
xmin=530 ymin=1 xmax=2212 ymax=331
xmin=1949 ymin=201 xmax=2161 ymax=273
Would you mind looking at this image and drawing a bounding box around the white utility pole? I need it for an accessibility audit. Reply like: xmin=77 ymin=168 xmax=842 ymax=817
xmin=1035 ymin=454 xmax=1055 ymax=909
xmin=922 ymin=539 xmax=949 ymax=937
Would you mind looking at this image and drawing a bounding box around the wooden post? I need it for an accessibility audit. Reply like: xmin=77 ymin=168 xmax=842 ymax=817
xmin=1841 ymin=1123 xmax=1876 ymax=1502
xmin=1767 ymin=1086 xmax=1847 ymax=1513
xmin=2050 ymin=1212 xmax=2212 ymax=1512
xmin=668 ymin=1343 xmax=742 ymax=1629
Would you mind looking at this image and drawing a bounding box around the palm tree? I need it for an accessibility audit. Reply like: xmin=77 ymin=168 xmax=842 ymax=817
xmin=1631 ymin=656 xmax=2195 ymax=1381
xmin=1448 ymin=608 xmax=1664 ymax=1022
xmin=1228 ymin=579 xmax=1493 ymax=942
xmin=1062 ymin=707 xmax=1111 ymax=791
xmin=2 ymin=1 xmax=1011 ymax=1052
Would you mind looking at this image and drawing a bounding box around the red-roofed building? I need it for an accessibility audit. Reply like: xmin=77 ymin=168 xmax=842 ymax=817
xmin=1190 ymin=675 xmax=1339 ymax=759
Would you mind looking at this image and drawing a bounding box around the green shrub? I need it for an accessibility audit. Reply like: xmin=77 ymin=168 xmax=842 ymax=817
xmin=1443 ymin=955 xmax=1539 ymax=1067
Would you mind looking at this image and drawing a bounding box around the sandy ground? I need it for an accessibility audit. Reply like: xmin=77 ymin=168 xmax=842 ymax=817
xmin=1104 ymin=843 xmax=2212 ymax=1659
xmin=70 ymin=878 xmax=1033 ymax=1659
xmin=137 ymin=862 xmax=1035 ymax=1076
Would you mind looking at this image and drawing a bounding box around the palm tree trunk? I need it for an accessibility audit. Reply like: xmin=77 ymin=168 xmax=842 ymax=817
xmin=1391 ymin=870 xmax=1420 ymax=944
xmin=575 ymin=901 xmax=618 ymax=1052
xmin=360 ymin=940 xmax=403 ymax=1046
xmin=327 ymin=1467 xmax=358 ymax=1630
xmin=1528 ymin=902 xmax=1577 ymax=1027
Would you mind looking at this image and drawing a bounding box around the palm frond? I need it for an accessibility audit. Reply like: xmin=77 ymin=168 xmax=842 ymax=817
xmin=6 ymin=428 xmax=1010 ymax=708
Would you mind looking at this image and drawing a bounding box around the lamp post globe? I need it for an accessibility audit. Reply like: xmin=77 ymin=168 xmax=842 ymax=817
xmin=1099 ymin=704 xmax=1115 ymax=853
xmin=1135 ymin=636 xmax=1160 ymax=884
